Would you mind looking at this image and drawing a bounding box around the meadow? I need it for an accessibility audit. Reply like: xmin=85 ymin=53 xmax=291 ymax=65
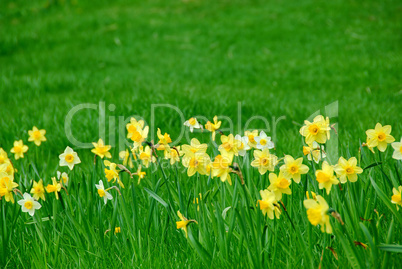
xmin=0 ymin=0 xmax=401 ymax=268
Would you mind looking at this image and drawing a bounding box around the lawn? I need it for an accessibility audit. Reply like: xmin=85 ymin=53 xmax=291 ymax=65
xmin=0 ymin=0 xmax=401 ymax=267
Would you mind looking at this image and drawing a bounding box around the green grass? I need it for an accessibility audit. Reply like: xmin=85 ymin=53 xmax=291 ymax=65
xmin=0 ymin=0 xmax=401 ymax=267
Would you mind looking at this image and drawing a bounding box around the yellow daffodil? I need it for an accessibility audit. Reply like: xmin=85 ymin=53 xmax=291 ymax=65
xmin=30 ymin=179 xmax=45 ymax=201
xmin=57 ymin=171 xmax=69 ymax=185
xmin=391 ymin=186 xmax=402 ymax=210
xmin=17 ymin=193 xmax=41 ymax=216
xmin=0 ymin=161 xmax=14 ymax=178
xmin=391 ymin=137 xmax=402 ymax=160
xmin=114 ymin=227 xmax=121 ymax=234
xmin=251 ymin=148 xmax=278 ymax=175
xmin=104 ymin=160 xmax=120 ymax=182
xmin=366 ymin=123 xmax=395 ymax=152
xmin=280 ymin=155 xmax=309 ymax=183
xmin=315 ymin=161 xmax=339 ymax=194
xmin=139 ymin=146 xmax=156 ymax=168
xmin=59 ymin=146 xmax=81 ymax=170
xmin=303 ymin=142 xmax=326 ymax=163
xmin=45 ymin=177 xmax=62 ymax=200
xmin=218 ymin=134 xmax=240 ymax=160
xmin=182 ymin=138 xmax=208 ymax=156
xmin=164 ymin=146 xmax=182 ymax=165
xmin=235 ymin=135 xmax=251 ymax=156
xmin=184 ymin=117 xmax=202 ymax=132
xmin=126 ymin=117 xmax=145 ymax=134
xmin=135 ymin=165 xmax=146 ymax=184
xmin=129 ymin=125 xmax=149 ymax=149
xmin=244 ymin=130 xmax=259 ymax=148
xmin=0 ymin=148 xmax=9 ymax=165
xmin=176 ymin=210 xmax=197 ymax=238
xmin=299 ymin=115 xmax=330 ymax=145
xmin=182 ymin=151 xmax=211 ymax=177
xmin=119 ymin=149 xmax=134 ymax=168
xmin=267 ymin=172 xmax=292 ymax=200
xmin=257 ymin=189 xmax=281 ymax=219
xmin=0 ymin=173 xmax=19 ymax=203
xmin=28 ymin=126 xmax=47 ymax=146
xmin=211 ymin=154 xmax=232 ymax=185
xmin=303 ymin=195 xmax=332 ymax=233
xmin=157 ymin=128 xmax=172 ymax=146
xmin=255 ymin=131 xmax=274 ymax=150
xmin=334 ymin=157 xmax=363 ymax=183
xmin=205 ymin=116 xmax=221 ymax=141
xmin=95 ymin=180 xmax=113 ymax=204
xmin=10 ymin=140 xmax=28 ymax=160
xmin=91 ymin=138 xmax=112 ymax=159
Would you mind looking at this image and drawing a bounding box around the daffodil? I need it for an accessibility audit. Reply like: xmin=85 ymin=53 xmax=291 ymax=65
xmin=59 ymin=146 xmax=81 ymax=170
xmin=366 ymin=123 xmax=395 ymax=152
xmin=135 ymin=165 xmax=146 ymax=184
xmin=267 ymin=172 xmax=292 ymax=200
xmin=10 ymin=140 xmax=28 ymax=160
xmin=17 ymin=193 xmax=41 ymax=216
xmin=129 ymin=125 xmax=149 ymax=149
xmin=30 ymin=179 xmax=45 ymax=201
xmin=157 ymin=128 xmax=172 ymax=146
xmin=176 ymin=211 xmax=197 ymax=238
xmin=126 ymin=117 xmax=145 ymax=134
xmin=0 ymin=173 xmax=19 ymax=203
xmin=45 ymin=177 xmax=62 ymax=200
xmin=211 ymin=154 xmax=232 ymax=185
xmin=0 ymin=148 xmax=9 ymax=165
xmin=315 ymin=161 xmax=339 ymax=194
xmin=184 ymin=117 xmax=202 ymax=132
xmin=119 ymin=149 xmax=134 ymax=168
xmin=182 ymin=151 xmax=211 ymax=177
xmin=57 ymin=171 xmax=69 ymax=185
xmin=235 ymin=135 xmax=251 ymax=156
xmin=244 ymin=130 xmax=259 ymax=148
xmin=303 ymin=195 xmax=332 ymax=233
xmin=299 ymin=115 xmax=330 ymax=145
xmin=280 ymin=155 xmax=309 ymax=183
xmin=334 ymin=157 xmax=363 ymax=183
xmin=104 ymin=160 xmax=120 ymax=182
xmin=218 ymin=134 xmax=240 ymax=160
xmin=251 ymin=148 xmax=278 ymax=175
xmin=91 ymin=138 xmax=112 ymax=159
xmin=303 ymin=142 xmax=326 ymax=163
xmin=114 ymin=227 xmax=121 ymax=234
xmin=391 ymin=138 xmax=402 ymax=160
xmin=164 ymin=146 xmax=182 ymax=165
xmin=28 ymin=126 xmax=47 ymax=146
xmin=0 ymin=161 xmax=14 ymax=178
xmin=95 ymin=180 xmax=113 ymax=204
xmin=205 ymin=116 xmax=221 ymax=141
xmin=139 ymin=146 xmax=156 ymax=168
xmin=391 ymin=186 xmax=402 ymax=210
xmin=257 ymin=189 xmax=281 ymax=219
xmin=182 ymin=138 xmax=208 ymax=156
xmin=255 ymin=131 xmax=274 ymax=150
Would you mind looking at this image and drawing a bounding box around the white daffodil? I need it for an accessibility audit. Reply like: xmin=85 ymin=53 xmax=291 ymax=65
xmin=254 ymin=131 xmax=274 ymax=150
xmin=184 ymin=117 xmax=202 ymax=132
xmin=59 ymin=146 xmax=81 ymax=170
xmin=235 ymin=134 xmax=251 ymax=156
xmin=17 ymin=193 xmax=42 ymax=216
xmin=57 ymin=171 xmax=69 ymax=185
xmin=95 ymin=180 xmax=113 ymax=204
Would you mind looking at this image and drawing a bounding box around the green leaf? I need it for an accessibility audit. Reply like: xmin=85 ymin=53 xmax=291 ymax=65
xmin=144 ymin=187 xmax=169 ymax=209
xmin=378 ymin=244 xmax=402 ymax=253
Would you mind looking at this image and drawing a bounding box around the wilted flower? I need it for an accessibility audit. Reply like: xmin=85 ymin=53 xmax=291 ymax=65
xmin=28 ymin=126 xmax=46 ymax=146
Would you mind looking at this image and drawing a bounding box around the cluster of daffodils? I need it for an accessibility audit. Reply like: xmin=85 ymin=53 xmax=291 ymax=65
xmin=2 ymin=115 xmax=401 ymax=241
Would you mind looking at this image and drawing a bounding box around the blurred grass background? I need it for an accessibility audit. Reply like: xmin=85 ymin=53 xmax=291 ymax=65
xmin=0 ymin=0 xmax=401 ymax=157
